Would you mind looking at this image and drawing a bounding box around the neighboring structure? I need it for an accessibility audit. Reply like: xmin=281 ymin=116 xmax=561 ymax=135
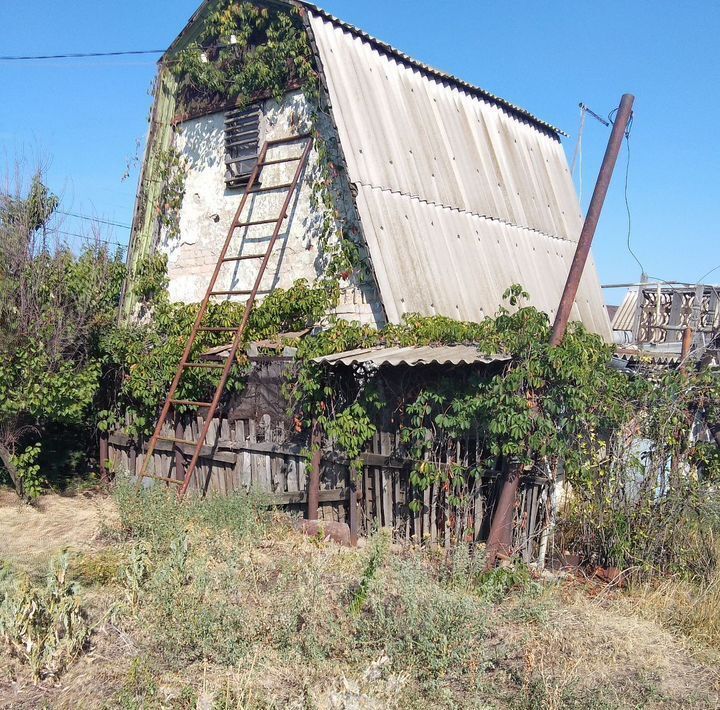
xmin=123 ymin=0 xmax=611 ymax=338
xmin=611 ymin=282 xmax=720 ymax=364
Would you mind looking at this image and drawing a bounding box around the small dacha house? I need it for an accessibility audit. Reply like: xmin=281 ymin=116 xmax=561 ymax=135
xmin=122 ymin=0 xmax=610 ymax=339
xmin=112 ymin=1 xmax=612 ymax=548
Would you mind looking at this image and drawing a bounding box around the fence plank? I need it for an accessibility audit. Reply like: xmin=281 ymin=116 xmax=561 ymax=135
xmin=381 ymin=432 xmax=393 ymax=531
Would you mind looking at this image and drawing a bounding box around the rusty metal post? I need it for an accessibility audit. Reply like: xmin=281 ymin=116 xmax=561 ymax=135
xmin=99 ymin=431 xmax=110 ymax=484
xmin=484 ymin=461 xmax=522 ymax=569
xmin=307 ymin=421 xmax=322 ymax=520
xmin=681 ymin=326 xmax=693 ymax=370
xmin=550 ymin=94 xmax=635 ymax=347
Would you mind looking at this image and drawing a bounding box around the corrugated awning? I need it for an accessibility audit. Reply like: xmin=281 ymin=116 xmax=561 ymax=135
xmin=314 ymin=345 xmax=510 ymax=368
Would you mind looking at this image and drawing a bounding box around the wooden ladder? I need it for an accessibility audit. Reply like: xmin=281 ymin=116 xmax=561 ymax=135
xmin=138 ymin=133 xmax=313 ymax=497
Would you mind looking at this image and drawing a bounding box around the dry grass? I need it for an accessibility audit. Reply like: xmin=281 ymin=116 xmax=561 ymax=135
xmin=509 ymin=586 xmax=720 ymax=708
xmin=0 ymin=489 xmax=117 ymax=572
xmin=1 ymin=485 xmax=720 ymax=709
xmin=628 ymin=572 xmax=720 ymax=649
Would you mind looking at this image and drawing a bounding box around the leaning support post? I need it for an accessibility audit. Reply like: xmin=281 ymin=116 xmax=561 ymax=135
xmin=484 ymin=461 xmax=523 ymax=568
xmin=485 ymin=94 xmax=635 ymax=569
xmin=550 ymin=94 xmax=635 ymax=347
xmin=307 ymin=421 xmax=322 ymax=520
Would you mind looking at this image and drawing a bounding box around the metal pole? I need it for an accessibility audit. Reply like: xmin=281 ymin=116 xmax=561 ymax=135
xmin=307 ymin=421 xmax=322 ymax=520
xmin=550 ymin=94 xmax=635 ymax=347
xmin=484 ymin=461 xmax=522 ymax=569
xmin=681 ymin=326 xmax=693 ymax=371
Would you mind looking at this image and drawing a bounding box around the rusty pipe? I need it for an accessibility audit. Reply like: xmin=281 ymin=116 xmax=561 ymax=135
xmin=681 ymin=326 xmax=693 ymax=371
xmin=550 ymin=94 xmax=635 ymax=347
xmin=484 ymin=461 xmax=523 ymax=569
xmin=307 ymin=421 xmax=322 ymax=520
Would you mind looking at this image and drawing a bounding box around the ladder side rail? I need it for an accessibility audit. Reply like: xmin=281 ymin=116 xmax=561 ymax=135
xmin=177 ymin=137 xmax=313 ymax=497
xmin=138 ymin=142 xmax=271 ymax=481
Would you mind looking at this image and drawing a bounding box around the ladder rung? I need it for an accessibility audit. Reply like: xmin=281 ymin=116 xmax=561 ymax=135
xmin=170 ymin=399 xmax=213 ymax=407
xmin=235 ymin=218 xmax=283 ymax=227
xmin=221 ymin=253 xmax=266 ymax=263
xmin=183 ymin=362 xmax=226 ymax=369
xmin=258 ymin=156 xmax=302 ymax=167
xmin=266 ymin=133 xmax=311 ymax=146
xmin=210 ymin=290 xmax=253 ymax=296
xmin=247 ymin=182 xmax=293 ymax=194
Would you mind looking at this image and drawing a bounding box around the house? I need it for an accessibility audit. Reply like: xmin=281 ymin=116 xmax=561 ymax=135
xmin=122 ymin=0 xmax=611 ymax=339
xmin=611 ymin=281 xmax=720 ymax=365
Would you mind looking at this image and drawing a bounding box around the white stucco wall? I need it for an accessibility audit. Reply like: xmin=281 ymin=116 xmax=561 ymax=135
xmin=159 ymin=90 xmax=385 ymax=327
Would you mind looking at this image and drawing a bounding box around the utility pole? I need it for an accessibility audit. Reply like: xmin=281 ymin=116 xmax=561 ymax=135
xmin=485 ymin=94 xmax=635 ymax=569
xmin=550 ymin=93 xmax=635 ymax=347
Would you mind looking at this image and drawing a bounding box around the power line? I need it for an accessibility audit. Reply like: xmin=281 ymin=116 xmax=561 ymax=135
xmin=57 ymin=210 xmax=132 ymax=230
xmin=0 ymin=49 xmax=164 ymax=61
xmin=696 ymin=264 xmax=720 ymax=285
xmin=57 ymin=230 xmax=127 ymax=250
xmin=617 ymin=113 xmax=644 ymax=277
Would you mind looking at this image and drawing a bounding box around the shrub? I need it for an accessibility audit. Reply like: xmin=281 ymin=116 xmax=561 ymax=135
xmin=0 ymin=554 xmax=90 ymax=680
xmin=356 ymin=556 xmax=488 ymax=684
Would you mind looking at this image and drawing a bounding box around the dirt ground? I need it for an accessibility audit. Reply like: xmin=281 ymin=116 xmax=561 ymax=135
xmin=0 ymin=489 xmax=117 ymax=571
xmin=1 ymin=488 xmax=719 ymax=709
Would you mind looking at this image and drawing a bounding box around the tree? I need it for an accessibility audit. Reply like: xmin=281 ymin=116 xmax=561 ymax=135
xmin=0 ymin=168 xmax=126 ymax=498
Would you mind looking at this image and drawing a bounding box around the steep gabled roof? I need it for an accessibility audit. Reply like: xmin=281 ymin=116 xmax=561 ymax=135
xmin=305 ymin=8 xmax=609 ymax=336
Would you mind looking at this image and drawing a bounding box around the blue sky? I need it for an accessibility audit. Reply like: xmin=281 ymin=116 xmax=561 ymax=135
xmin=1 ymin=1 xmax=718 ymax=305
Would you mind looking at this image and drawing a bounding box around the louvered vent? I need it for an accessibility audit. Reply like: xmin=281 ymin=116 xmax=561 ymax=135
xmin=225 ymin=106 xmax=261 ymax=188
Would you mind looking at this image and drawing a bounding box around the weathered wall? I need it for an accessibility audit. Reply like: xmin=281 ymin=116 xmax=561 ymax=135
xmin=159 ymin=89 xmax=385 ymax=327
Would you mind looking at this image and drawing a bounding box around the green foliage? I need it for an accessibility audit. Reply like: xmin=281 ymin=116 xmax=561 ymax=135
xmin=356 ymin=556 xmax=488 ymax=683
xmin=103 ymin=267 xmax=336 ymax=437
xmin=0 ymin=554 xmax=90 ymax=681
xmin=10 ymin=443 xmax=43 ymax=500
xmin=114 ymin=480 xmax=270 ymax=550
xmin=350 ymin=531 xmax=390 ymax=615
xmin=170 ymin=2 xmax=316 ymax=112
xmin=0 ymin=171 xmax=126 ymax=497
xmin=154 ymin=147 xmax=186 ymax=241
xmin=288 ymin=287 xmax=627 ymax=503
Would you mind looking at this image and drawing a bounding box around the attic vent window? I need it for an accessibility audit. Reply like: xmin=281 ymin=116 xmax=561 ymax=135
xmin=225 ymin=106 xmax=261 ymax=188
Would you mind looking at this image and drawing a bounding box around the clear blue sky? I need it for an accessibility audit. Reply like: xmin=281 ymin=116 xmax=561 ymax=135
xmin=2 ymin=1 xmax=718 ymax=305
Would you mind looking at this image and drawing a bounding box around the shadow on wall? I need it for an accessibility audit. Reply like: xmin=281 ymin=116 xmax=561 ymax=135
xmin=181 ymin=119 xmax=224 ymax=172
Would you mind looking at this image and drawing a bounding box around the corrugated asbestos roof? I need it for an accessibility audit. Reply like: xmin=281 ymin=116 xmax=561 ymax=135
xmin=314 ymin=345 xmax=510 ymax=368
xmin=299 ymin=3 xmax=564 ymax=137
xmin=612 ymin=288 xmax=639 ymax=332
xmin=307 ymin=10 xmax=611 ymax=339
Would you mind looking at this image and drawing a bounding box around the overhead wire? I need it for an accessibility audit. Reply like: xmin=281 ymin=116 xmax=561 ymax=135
xmin=57 ymin=230 xmax=128 ymax=250
xmin=57 ymin=210 xmax=132 ymax=230
xmin=0 ymin=49 xmax=164 ymax=61
xmin=570 ymin=104 xmax=586 ymax=203
xmin=609 ymin=106 xmax=644 ymax=278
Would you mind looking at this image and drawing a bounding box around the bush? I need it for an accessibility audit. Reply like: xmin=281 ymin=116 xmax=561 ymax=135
xmin=0 ymin=554 xmax=90 ymax=680
xmin=356 ymin=556 xmax=489 ymax=684
xmin=114 ymin=479 xmax=270 ymax=549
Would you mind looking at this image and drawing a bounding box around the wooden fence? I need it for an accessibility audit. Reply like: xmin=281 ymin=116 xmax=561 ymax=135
xmin=109 ymin=411 xmax=551 ymax=558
